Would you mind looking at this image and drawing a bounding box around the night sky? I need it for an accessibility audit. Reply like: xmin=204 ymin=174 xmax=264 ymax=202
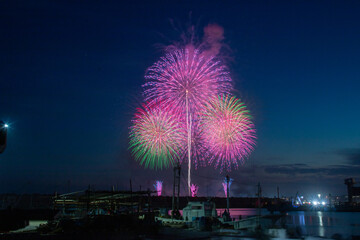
xmin=1 ymin=0 xmax=360 ymax=198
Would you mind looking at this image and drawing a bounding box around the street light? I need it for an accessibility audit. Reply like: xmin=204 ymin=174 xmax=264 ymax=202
xmin=0 ymin=121 xmax=7 ymax=154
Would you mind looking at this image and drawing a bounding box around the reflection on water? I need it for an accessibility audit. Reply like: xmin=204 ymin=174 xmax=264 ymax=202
xmin=318 ymin=212 xmax=324 ymax=236
xmin=172 ymin=208 xmax=360 ymax=238
xmin=214 ymin=209 xmax=360 ymax=238
xmin=169 ymin=208 xmax=270 ymax=219
xmin=286 ymin=211 xmax=360 ymax=238
xmin=216 ymin=208 xmax=270 ymax=220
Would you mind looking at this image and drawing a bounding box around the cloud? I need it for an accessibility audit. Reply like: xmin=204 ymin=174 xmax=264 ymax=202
xmin=336 ymin=148 xmax=360 ymax=165
xmin=264 ymin=163 xmax=360 ymax=177
xmin=264 ymin=164 xmax=330 ymax=175
xmin=163 ymin=22 xmax=228 ymax=59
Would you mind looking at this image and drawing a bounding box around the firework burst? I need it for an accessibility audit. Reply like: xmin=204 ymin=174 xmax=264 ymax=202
xmin=153 ymin=180 xmax=163 ymax=196
xmin=190 ymin=183 xmax=199 ymax=197
xmin=129 ymin=103 xmax=185 ymax=169
xmin=201 ymin=95 xmax=256 ymax=172
xmin=143 ymin=46 xmax=232 ymax=115
xmin=143 ymin=46 xmax=232 ymax=192
xmin=222 ymin=177 xmax=233 ymax=197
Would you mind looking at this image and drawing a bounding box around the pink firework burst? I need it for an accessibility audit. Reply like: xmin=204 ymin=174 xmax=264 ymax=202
xmin=201 ymin=95 xmax=256 ymax=172
xmin=143 ymin=46 xmax=232 ymax=193
xmin=143 ymin=46 xmax=232 ymax=115
xmin=129 ymin=103 xmax=185 ymax=169
xmin=143 ymin=46 xmax=232 ymax=167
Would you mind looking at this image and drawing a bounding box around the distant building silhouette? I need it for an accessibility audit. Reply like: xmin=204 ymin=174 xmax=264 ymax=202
xmin=344 ymin=178 xmax=360 ymax=203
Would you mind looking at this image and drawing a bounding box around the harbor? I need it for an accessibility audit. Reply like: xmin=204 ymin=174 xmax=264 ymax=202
xmin=0 ymin=178 xmax=360 ymax=239
xmin=1 ymin=0 xmax=360 ymax=239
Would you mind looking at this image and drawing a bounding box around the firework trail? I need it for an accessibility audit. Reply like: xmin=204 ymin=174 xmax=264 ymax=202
xmin=201 ymin=95 xmax=256 ymax=172
xmin=153 ymin=180 xmax=163 ymax=196
xmin=129 ymin=103 xmax=185 ymax=169
xmin=190 ymin=183 xmax=199 ymax=197
xmin=222 ymin=177 xmax=233 ymax=197
xmin=143 ymin=46 xmax=232 ymax=194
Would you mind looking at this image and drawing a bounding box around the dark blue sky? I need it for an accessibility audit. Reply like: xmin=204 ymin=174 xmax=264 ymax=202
xmin=1 ymin=0 xmax=359 ymax=197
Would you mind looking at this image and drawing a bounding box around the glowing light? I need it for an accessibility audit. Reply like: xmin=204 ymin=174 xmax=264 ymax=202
xmin=322 ymin=201 xmax=326 ymax=206
xmin=190 ymin=184 xmax=199 ymax=197
xmin=143 ymin=46 xmax=232 ymax=193
xmin=4 ymin=124 xmax=8 ymax=128
xmin=201 ymin=95 xmax=256 ymax=171
xmin=129 ymin=103 xmax=185 ymax=169
xmin=313 ymin=201 xmax=318 ymax=206
xmin=143 ymin=46 xmax=232 ymax=118
xmin=130 ymin=31 xmax=257 ymax=196
xmin=318 ymin=194 xmax=321 ymax=198
xmin=222 ymin=177 xmax=233 ymax=197
xmin=153 ymin=180 xmax=163 ymax=196
xmin=292 ymin=195 xmax=303 ymax=208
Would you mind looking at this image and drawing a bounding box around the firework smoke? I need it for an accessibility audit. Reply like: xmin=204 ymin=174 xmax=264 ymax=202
xmin=203 ymin=24 xmax=225 ymax=57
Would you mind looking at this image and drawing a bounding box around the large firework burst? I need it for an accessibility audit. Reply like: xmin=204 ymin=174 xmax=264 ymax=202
xmin=129 ymin=103 xmax=185 ymax=169
xmin=201 ymin=95 xmax=256 ymax=172
xmin=143 ymin=46 xmax=232 ymax=192
xmin=143 ymin=46 xmax=232 ymax=115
